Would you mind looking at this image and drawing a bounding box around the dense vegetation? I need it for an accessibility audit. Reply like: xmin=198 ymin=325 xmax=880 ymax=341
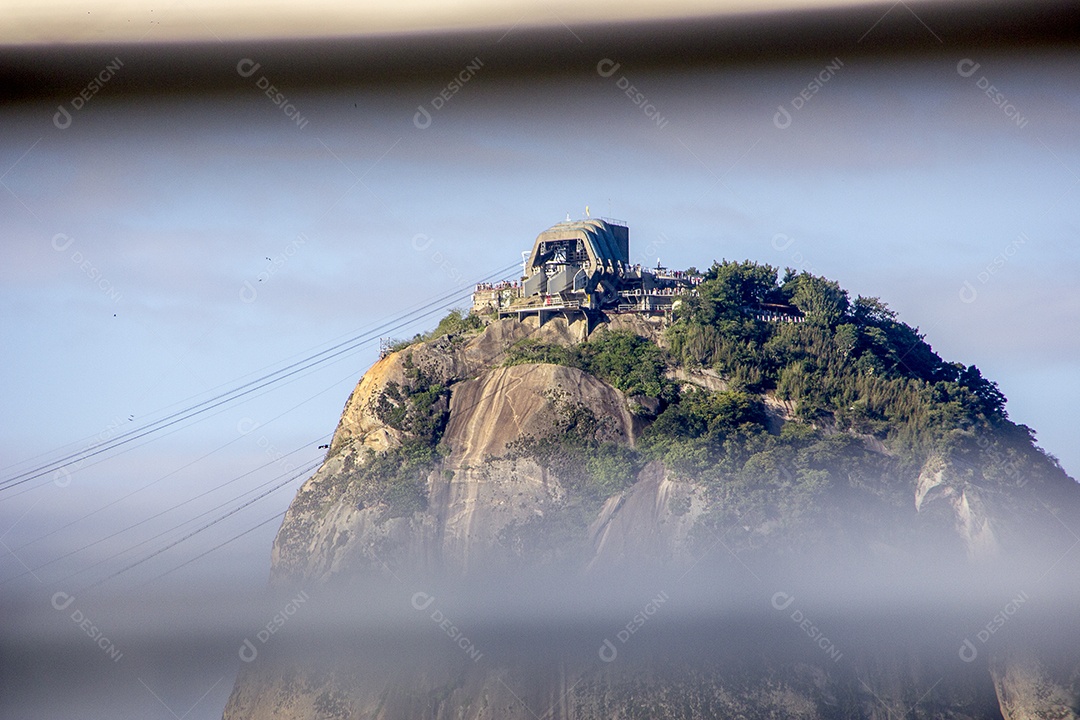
xmin=496 ymin=261 xmax=1065 ymax=551
xmin=506 ymin=388 xmax=643 ymax=499
xmin=504 ymin=330 xmax=677 ymax=404
xmin=352 ymin=262 xmax=1066 ymax=547
xmin=345 ymin=352 xmax=450 ymax=518
xmin=342 ymin=310 xmax=488 ymax=517
xmin=663 ymin=262 xmax=1015 ymax=455
xmin=388 ymin=309 xmax=483 ymax=353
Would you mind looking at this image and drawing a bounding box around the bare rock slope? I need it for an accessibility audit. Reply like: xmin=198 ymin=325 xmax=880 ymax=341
xmin=226 ymin=316 xmax=1080 ymax=720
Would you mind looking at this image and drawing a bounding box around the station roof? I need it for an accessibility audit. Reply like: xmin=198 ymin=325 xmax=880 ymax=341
xmin=526 ymin=218 xmax=630 ymax=272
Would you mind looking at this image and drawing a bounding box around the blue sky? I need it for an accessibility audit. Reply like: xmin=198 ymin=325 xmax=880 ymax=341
xmin=1 ymin=47 xmax=1078 ymax=606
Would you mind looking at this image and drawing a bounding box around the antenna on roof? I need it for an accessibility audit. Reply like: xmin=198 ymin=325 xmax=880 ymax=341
xmin=565 ymin=213 xmax=571 ymax=222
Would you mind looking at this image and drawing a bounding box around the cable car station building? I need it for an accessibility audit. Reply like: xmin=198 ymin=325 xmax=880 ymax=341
xmin=472 ymin=218 xmax=701 ymax=328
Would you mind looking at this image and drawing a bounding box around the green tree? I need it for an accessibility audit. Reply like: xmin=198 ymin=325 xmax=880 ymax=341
xmin=693 ymin=261 xmax=780 ymax=324
xmin=579 ymin=330 xmax=674 ymax=400
xmin=790 ymin=273 xmax=848 ymax=326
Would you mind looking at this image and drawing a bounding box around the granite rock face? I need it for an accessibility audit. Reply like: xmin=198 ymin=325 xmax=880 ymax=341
xmin=226 ymin=317 xmax=1080 ymax=720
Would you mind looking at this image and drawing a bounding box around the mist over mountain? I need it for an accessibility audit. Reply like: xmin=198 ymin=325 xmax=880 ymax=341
xmin=222 ymin=221 xmax=1080 ymax=719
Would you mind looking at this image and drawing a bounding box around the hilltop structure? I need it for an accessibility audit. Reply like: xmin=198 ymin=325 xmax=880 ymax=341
xmin=471 ymin=218 xmax=703 ymax=327
xmin=225 ymin=218 xmax=1080 ymax=720
xmin=472 ymin=217 xmax=804 ymax=328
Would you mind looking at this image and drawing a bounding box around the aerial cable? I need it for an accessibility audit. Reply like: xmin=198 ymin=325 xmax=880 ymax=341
xmin=1 ymin=324 xmax=378 ymax=502
xmin=0 ymin=266 xmax=503 ymax=490
xmin=7 ymin=353 xmax=357 ymax=537
xmin=63 ymin=459 xmax=316 ymax=590
xmin=0 ymin=452 xmax=323 ymax=587
xmin=0 ymin=262 xmax=518 ymax=493
xmin=2 ymin=276 xmax=513 ymax=582
xmin=140 ymin=509 xmax=288 ymax=588
xmin=0 ymin=269 xmax=496 ymax=477
xmin=0 ymin=437 xmax=326 ymax=582
xmin=41 ymin=277 xmax=529 ymax=591
xmin=79 ymin=459 xmax=319 ymax=592
xmin=2 ymin=262 xmax=523 ymax=589
xmin=0 ymin=278 xmax=482 ymax=497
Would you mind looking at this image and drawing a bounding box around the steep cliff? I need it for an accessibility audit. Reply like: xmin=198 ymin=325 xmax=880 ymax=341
xmin=225 ymin=264 xmax=1080 ymax=720
xmin=269 ymin=316 xmax=655 ymax=582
